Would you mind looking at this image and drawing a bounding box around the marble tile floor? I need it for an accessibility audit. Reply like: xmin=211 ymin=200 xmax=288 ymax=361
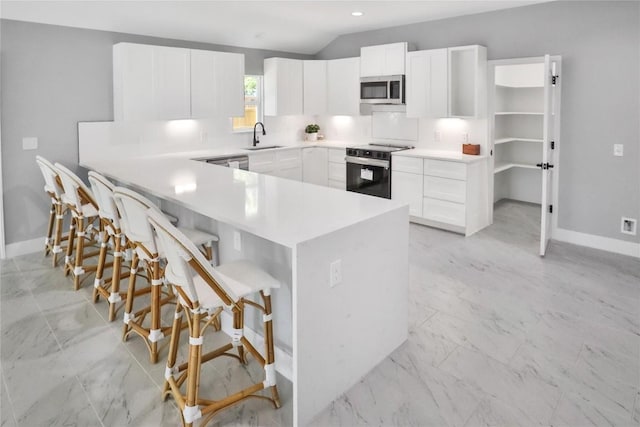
xmin=1 ymin=200 xmax=639 ymax=426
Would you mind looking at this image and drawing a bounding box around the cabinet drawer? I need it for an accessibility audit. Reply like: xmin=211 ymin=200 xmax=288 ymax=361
xmin=424 ymin=159 xmax=467 ymax=180
xmin=328 ymin=179 xmax=345 ymax=190
xmin=392 ymin=156 xmax=423 ymax=174
xmin=423 ymin=198 xmax=465 ymax=227
xmin=392 ymin=171 xmax=423 ymax=217
xmin=328 ymin=162 xmax=346 ymax=182
xmin=249 ymin=152 xmax=276 ymax=173
xmin=423 ymin=176 xmax=466 ymax=203
xmin=276 ymin=149 xmax=302 ymax=169
xmin=328 ymin=148 xmax=346 ymax=164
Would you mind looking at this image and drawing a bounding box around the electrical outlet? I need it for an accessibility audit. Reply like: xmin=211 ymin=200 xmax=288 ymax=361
xmin=434 ymin=131 xmax=441 ymax=142
xmin=613 ymin=144 xmax=624 ymax=157
xmin=462 ymin=133 xmax=469 ymax=143
xmin=621 ymin=217 xmax=637 ymax=236
xmin=233 ymin=231 xmax=242 ymax=251
xmin=329 ymin=259 xmax=342 ymax=287
xmin=22 ymin=137 xmax=38 ymax=150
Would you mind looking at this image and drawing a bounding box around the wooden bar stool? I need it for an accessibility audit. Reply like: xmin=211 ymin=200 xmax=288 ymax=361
xmin=35 ymin=156 xmax=69 ymax=266
xmin=113 ymin=186 xmax=219 ymax=364
xmin=54 ymin=163 xmax=102 ymax=290
xmin=147 ymin=208 xmax=281 ymax=427
xmin=87 ymin=172 xmax=132 ymax=321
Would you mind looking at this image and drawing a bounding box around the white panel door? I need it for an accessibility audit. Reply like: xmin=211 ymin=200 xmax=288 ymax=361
xmin=360 ymin=45 xmax=385 ymax=77
xmin=392 ymin=171 xmax=423 ymax=217
xmin=384 ymin=43 xmax=406 ymax=75
xmin=327 ymin=57 xmax=360 ymax=116
xmin=303 ymin=60 xmax=327 ymax=115
xmin=264 ymin=58 xmax=303 ymax=116
xmin=190 ymin=50 xmax=244 ymax=118
xmin=540 ymin=55 xmax=560 ymax=256
xmin=430 ymin=49 xmax=449 ymax=118
xmin=113 ymin=43 xmax=154 ymax=121
xmin=406 ymin=49 xmax=447 ymax=118
xmin=152 ymin=46 xmax=191 ymax=120
xmin=302 ymin=147 xmax=328 ymax=186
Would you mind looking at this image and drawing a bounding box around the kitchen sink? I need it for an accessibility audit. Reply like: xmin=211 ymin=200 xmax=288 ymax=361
xmin=243 ymin=145 xmax=284 ymax=151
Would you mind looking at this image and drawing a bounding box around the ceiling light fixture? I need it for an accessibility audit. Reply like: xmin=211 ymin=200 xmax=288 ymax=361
xmin=351 ymin=11 xmax=364 ymax=17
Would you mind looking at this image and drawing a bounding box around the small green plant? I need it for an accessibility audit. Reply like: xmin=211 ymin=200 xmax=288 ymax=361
xmin=305 ymin=124 xmax=320 ymax=134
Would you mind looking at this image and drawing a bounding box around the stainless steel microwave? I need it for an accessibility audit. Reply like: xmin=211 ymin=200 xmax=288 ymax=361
xmin=360 ymin=75 xmax=405 ymax=104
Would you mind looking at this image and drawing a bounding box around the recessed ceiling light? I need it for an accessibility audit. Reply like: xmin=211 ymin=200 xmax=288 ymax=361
xmin=351 ymin=11 xmax=364 ymax=17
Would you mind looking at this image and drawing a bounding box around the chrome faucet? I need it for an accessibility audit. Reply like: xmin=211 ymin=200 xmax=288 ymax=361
xmin=253 ymin=122 xmax=266 ymax=147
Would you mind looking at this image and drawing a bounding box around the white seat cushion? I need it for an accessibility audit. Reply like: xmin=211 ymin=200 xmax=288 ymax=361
xmin=183 ymin=260 xmax=280 ymax=310
xmin=179 ymin=227 xmax=219 ymax=245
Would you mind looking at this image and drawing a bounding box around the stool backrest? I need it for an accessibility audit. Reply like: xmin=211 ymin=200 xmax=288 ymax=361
xmin=35 ymin=156 xmax=63 ymax=199
xmin=87 ymin=171 xmax=121 ymax=230
xmin=112 ymin=187 xmax=159 ymax=259
xmin=54 ymin=162 xmax=98 ymax=213
xmin=147 ymin=208 xmax=237 ymax=305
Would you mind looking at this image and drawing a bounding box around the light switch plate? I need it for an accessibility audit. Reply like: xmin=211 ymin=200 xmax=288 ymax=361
xmin=233 ymin=231 xmax=242 ymax=251
xmin=614 ymin=144 xmax=624 ymax=157
xmin=22 ymin=137 xmax=38 ymax=150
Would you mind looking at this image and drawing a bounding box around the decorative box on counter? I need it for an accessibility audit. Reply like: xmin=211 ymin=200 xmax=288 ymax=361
xmin=462 ymin=144 xmax=480 ymax=155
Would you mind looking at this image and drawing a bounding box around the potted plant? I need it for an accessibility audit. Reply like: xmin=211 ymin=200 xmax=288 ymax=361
xmin=305 ymin=124 xmax=320 ymax=141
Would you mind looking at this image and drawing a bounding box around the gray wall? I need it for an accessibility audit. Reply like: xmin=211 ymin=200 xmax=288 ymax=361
xmin=317 ymin=1 xmax=640 ymax=244
xmin=0 ymin=19 xmax=311 ymax=245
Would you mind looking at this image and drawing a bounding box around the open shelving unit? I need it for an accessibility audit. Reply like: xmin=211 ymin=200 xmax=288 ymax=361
xmin=491 ymin=61 xmax=545 ymax=204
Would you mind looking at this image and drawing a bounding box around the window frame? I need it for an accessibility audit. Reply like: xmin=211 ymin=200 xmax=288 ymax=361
xmin=232 ymin=74 xmax=263 ymax=133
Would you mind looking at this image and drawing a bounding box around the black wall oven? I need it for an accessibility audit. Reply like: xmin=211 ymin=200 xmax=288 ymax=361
xmin=345 ymin=144 xmax=414 ymax=199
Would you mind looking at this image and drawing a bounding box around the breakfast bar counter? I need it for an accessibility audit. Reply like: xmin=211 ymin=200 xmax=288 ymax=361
xmin=82 ymin=155 xmax=409 ymax=426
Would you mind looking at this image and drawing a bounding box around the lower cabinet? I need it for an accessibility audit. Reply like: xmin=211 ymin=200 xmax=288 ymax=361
xmin=249 ymin=149 xmax=302 ymax=180
xmin=327 ymin=148 xmax=346 ymax=190
xmin=302 ymin=147 xmax=346 ymax=189
xmin=392 ymin=155 xmax=489 ymax=236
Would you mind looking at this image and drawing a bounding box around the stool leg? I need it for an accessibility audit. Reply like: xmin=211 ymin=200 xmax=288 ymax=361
xmin=184 ymin=308 xmax=202 ymax=427
xmin=44 ymin=205 xmax=55 ymax=256
xmin=108 ymin=234 xmax=123 ymax=322
xmin=64 ymin=217 xmax=76 ymax=276
xmin=234 ymin=308 xmax=246 ymax=364
xmin=149 ymin=259 xmax=161 ymax=364
xmin=122 ymin=253 xmax=139 ymax=341
xmin=262 ymin=290 xmax=281 ymax=408
xmin=163 ymin=303 xmax=183 ymax=400
xmin=52 ymin=203 xmax=65 ymax=267
xmin=73 ymin=215 xmax=85 ymax=290
xmin=93 ymin=228 xmax=109 ymax=303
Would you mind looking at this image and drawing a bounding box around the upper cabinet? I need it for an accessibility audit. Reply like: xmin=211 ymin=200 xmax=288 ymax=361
xmin=113 ymin=43 xmax=244 ymax=121
xmin=360 ymin=42 xmax=408 ymax=77
xmin=303 ymin=60 xmax=327 ymax=115
xmin=327 ymin=57 xmax=360 ymax=116
xmin=406 ymin=48 xmax=448 ymax=118
xmin=191 ymin=50 xmax=244 ymax=118
xmin=405 ymin=44 xmax=486 ymax=119
xmin=448 ymin=45 xmax=487 ymax=118
xmin=264 ymin=58 xmax=303 ymax=116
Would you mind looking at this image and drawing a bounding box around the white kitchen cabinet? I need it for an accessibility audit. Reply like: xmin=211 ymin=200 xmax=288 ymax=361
xmin=250 ymin=149 xmax=303 ymax=181
xmin=264 ymin=58 xmax=303 ymax=116
xmin=392 ymin=153 xmax=489 ymax=236
xmin=249 ymin=151 xmax=277 ymax=175
xmin=327 ymin=148 xmax=346 ymax=190
xmin=115 ymin=43 xmax=190 ymax=121
xmin=191 ymin=49 xmax=244 ymax=118
xmin=392 ymin=171 xmax=423 ymax=217
xmin=448 ymin=45 xmax=487 ymax=118
xmin=406 ymin=49 xmax=448 ymax=118
xmin=327 ymin=57 xmax=360 ymax=116
xmin=303 ymin=60 xmax=327 ymax=115
xmin=114 ymin=43 xmax=245 ymax=121
xmin=302 ymin=147 xmax=329 ymax=185
xmin=360 ymin=42 xmax=408 ymax=77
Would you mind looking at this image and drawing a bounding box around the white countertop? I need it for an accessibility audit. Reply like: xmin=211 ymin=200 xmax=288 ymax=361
xmin=82 ymin=155 xmax=406 ymax=249
xmin=393 ymin=149 xmax=487 ymax=163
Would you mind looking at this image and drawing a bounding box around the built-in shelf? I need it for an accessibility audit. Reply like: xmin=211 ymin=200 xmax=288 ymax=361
xmin=494 ymin=163 xmax=540 ymax=174
xmin=494 ymin=111 xmax=544 ymax=116
xmin=494 ymin=137 xmax=544 ymax=145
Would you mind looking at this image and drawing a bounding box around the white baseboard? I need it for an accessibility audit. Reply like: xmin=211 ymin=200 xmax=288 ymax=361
xmin=220 ymin=311 xmax=293 ymax=382
xmin=554 ymin=228 xmax=640 ymax=258
xmin=4 ymin=237 xmax=43 ymax=259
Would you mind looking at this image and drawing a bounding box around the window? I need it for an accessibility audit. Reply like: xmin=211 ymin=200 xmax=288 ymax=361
xmin=232 ymin=75 xmax=262 ymax=132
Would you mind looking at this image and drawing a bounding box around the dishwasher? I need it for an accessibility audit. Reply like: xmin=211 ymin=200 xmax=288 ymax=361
xmin=194 ymin=154 xmax=249 ymax=170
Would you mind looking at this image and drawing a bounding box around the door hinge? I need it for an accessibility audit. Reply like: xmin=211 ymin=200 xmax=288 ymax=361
xmin=550 ymin=140 xmax=555 ymax=150
xmin=536 ymin=162 xmax=555 ymax=170
xmin=551 ymin=74 xmax=559 ymax=86
xmin=549 ymin=205 xmax=553 ymax=214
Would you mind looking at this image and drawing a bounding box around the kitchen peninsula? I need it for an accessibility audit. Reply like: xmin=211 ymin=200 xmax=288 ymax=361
xmin=81 ymin=153 xmax=409 ymax=426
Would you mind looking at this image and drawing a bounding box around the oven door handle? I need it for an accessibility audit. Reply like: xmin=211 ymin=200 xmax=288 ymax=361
xmin=346 ymin=156 xmax=389 ymax=169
